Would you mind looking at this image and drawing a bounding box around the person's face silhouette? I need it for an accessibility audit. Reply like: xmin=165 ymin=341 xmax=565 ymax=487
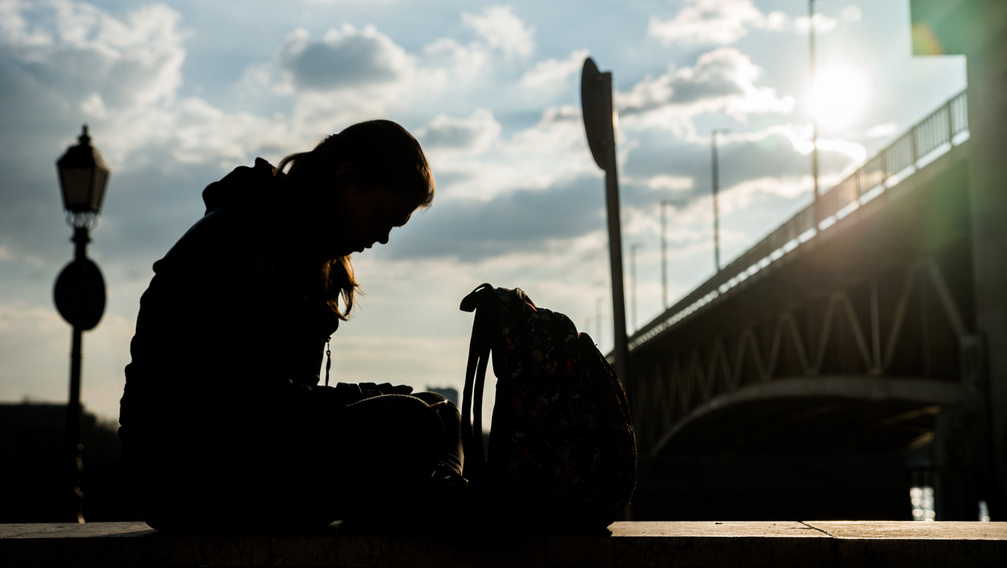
xmin=331 ymin=184 xmax=417 ymax=257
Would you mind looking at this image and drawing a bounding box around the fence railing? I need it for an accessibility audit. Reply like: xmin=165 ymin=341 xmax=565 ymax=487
xmin=629 ymin=90 xmax=969 ymax=351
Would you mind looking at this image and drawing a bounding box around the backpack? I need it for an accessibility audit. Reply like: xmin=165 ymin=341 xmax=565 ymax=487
xmin=459 ymin=283 xmax=637 ymax=533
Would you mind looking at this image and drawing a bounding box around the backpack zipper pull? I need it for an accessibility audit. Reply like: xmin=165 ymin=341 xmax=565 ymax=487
xmin=324 ymin=336 xmax=332 ymax=387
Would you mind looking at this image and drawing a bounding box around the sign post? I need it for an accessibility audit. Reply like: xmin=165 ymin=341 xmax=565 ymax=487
xmin=581 ymin=57 xmax=629 ymax=383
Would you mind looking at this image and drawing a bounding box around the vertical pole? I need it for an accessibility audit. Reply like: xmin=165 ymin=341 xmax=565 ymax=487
xmin=606 ymin=149 xmax=629 ymax=381
xmin=67 ymin=326 xmax=84 ymax=523
xmin=596 ymin=297 xmax=603 ymax=347
xmin=661 ymin=201 xmax=669 ymax=309
xmin=66 ymin=226 xmax=89 ymax=524
xmin=911 ymin=121 xmax=919 ymax=166
xmin=959 ymin=0 xmax=1007 ymax=518
xmin=946 ymin=98 xmax=955 ymax=145
xmin=630 ymin=243 xmax=642 ymax=332
xmin=712 ymin=131 xmax=722 ymax=273
xmin=582 ymin=58 xmax=629 ymax=380
xmin=809 ymin=0 xmax=821 ymax=225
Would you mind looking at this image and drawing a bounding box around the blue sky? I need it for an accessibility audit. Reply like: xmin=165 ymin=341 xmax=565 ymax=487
xmin=0 ymin=0 xmax=965 ymax=422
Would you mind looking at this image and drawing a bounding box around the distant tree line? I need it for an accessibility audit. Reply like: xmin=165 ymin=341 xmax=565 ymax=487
xmin=1 ymin=402 xmax=140 ymax=522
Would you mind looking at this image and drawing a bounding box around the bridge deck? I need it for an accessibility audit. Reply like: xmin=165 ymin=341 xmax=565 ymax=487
xmin=2 ymin=521 xmax=1005 ymax=567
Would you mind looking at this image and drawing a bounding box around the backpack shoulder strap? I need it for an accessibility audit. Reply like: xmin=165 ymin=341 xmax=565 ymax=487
xmin=460 ymin=283 xmax=495 ymax=480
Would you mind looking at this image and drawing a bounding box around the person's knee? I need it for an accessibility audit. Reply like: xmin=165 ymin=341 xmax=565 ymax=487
xmin=345 ymin=394 xmax=441 ymax=472
xmin=412 ymin=391 xmax=460 ymax=424
xmin=412 ymin=390 xmax=448 ymax=405
xmin=388 ymin=394 xmax=443 ymax=443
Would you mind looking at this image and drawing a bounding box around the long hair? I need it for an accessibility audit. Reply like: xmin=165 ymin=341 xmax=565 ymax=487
xmin=276 ymin=120 xmax=435 ymax=320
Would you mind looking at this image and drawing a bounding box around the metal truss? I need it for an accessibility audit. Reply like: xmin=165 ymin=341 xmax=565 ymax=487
xmin=630 ymin=258 xmax=972 ymax=453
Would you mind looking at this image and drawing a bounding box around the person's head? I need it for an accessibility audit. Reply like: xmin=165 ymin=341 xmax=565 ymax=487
xmin=277 ymin=120 xmax=434 ymax=319
xmin=279 ymin=120 xmax=434 ymax=255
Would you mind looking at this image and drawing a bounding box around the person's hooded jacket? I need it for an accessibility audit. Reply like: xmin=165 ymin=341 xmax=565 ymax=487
xmin=120 ymin=158 xmax=342 ymax=449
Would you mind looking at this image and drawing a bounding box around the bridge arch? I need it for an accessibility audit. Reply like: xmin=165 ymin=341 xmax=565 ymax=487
xmin=649 ymin=376 xmax=964 ymax=458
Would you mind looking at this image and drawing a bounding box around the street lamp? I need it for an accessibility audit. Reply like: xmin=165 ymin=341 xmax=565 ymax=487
xmin=596 ymin=297 xmax=604 ymax=347
xmin=57 ymin=126 xmax=110 ymax=222
xmin=629 ymin=243 xmax=643 ymax=332
xmin=711 ymin=129 xmax=728 ymax=273
xmin=660 ymin=199 xmax=675 ymax=309
xmin=53 ymin=124 xmax=110 ymax=523
xmin=809 ymin=0 xmax=823 ymax=223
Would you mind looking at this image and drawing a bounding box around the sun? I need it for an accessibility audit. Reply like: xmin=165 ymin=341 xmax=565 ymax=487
xmin=809 ymin=65 xmax=871 ymax=131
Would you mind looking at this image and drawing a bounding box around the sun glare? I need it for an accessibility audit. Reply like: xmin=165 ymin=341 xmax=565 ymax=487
xmin=810 ymin=65 xmax=871 ymax=131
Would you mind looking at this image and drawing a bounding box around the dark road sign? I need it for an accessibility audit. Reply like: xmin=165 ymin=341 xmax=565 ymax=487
xmin=54 ymin=257 xmax=106 ymax=330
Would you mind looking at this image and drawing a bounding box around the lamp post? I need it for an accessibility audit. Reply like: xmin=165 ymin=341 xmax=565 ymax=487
xmin=660 ymin=199 xmax=675 ymax=309
xmin=629 ymin=243 xmax=643 ymax=332
xmin=711 ymin=129 xmax=728 ymax=273
xmin=809 ymin=0 xmax=822 ymax=223
xmin=54 ymin=125 xmax=110 ymax=523
xmin=596 ymin=297 xmax=604 ymax=347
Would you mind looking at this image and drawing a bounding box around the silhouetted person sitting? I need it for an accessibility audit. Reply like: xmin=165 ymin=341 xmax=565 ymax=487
xmin=119 ymin=120 xmax=462 ymax=533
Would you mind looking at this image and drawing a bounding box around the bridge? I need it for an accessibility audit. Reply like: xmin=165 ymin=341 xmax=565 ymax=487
xmin=624 ymin=90 xmax=982 ymax=521
xmin=618 ymin=0 xmax=1007 ymax=524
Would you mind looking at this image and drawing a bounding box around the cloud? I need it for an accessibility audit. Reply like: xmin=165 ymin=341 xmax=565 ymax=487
xmin=519 ymin=49 xmax=590 ymax=96
xmin=420 ymin=105 xmax=595 ymax=203
xmin=237 ymin=9 xmax=535 ymax=137
xmin=0 ymin=1 xmax=239 ymax=182
xmin=794 ymin=13 xmax=839 ymax=34
xmin=720 ymin=175 xmax=811 ymax=209
xmin=398 ymin=35 xmax=850 ymax=269
xmin=641 ymin=175 xmax=695 ymax=192
xmin=461 ymin=5 xmax=534 ymax=60
xmin=280 ymin=24 xmax=413 ymax=91
xmin=615 ymin=118 xmax=866 ymax=237
xmin=0 ymin=0 xmax=194 ymax=265
xmin=421 ymin=36 xmax=490 ymax=86
xmin=2 ymin=1 xmax=186 ymax=111
xmin=414 ymin=6 xmax=539 ymax=104
xmin=386 ymin=173 xmax=605 ymax=263
xmin=648 ymin=0 xmax=768 ymax=46
xmin=0 ymin=0 xmax=53 ymax=46
xmin=648 ymin=0 xmax=835 ymax=47
xmin=169 ymin=98 xmax=305 ymax=168
xmin=841 ymin=6 xmax=863 ymax=23
xmin=0 ymin=302 xmax=63 ymax=334
xmin=416 ymin=108 xmax=501 ymax=156
xmin=666 ymin=48 xmax=753 ymax=104
xmin=618 ymin=48 xmax=795 ymax=127
xmin=498 ymin=106 xmax=597 ymax=181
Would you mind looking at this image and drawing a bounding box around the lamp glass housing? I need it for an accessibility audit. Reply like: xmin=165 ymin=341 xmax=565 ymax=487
xmin=56 ymin=126 xmax=110 ymax=215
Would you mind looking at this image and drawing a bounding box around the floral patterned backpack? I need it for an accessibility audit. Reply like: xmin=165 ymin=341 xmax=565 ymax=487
xmin=459 ymin=283 xmax=637 ymax=533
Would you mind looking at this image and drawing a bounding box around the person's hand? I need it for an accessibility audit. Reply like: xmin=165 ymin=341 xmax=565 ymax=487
xmin=359 ymin=382 xmax=413 ymax=396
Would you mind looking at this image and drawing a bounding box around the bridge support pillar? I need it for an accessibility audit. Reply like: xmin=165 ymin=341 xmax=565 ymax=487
xmin=915 ymin=0 xmax=1007 ymax=520
xmin=960 ymin=1 xmax=1007 ymax=520
xmin=933 ymin=402 xmax=981 ymax=520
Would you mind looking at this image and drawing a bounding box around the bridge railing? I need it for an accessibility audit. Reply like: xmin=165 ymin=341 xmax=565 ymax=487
xmin=629 ymin=90 xmax=969 ymax=352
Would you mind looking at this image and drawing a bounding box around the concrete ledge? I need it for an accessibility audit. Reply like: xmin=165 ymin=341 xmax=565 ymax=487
xmin=2 ymin=521 xmax=1006 ymax=567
